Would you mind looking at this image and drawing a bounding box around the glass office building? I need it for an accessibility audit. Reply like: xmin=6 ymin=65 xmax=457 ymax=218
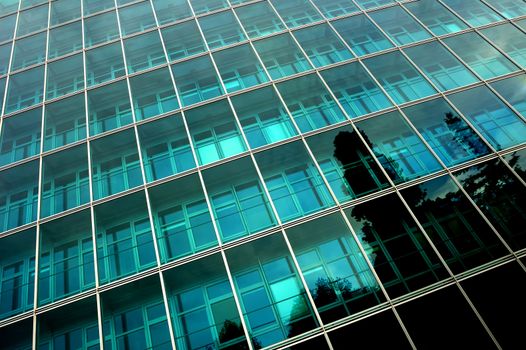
xmin=0 ymin=0 xmax=526 ymax=348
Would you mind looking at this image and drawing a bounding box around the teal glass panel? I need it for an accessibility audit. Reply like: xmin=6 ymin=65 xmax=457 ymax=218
xmin=85 ymin=42 xmax=125 ymax=87
xmin=271 ymin=0 xmax=322 ymax=28
xmin=481 ymin=24 xmax=526 ymax=68
xmin=118 ymin=1 xmax=156 ymax=37
xmin=286 ymin=213 xmax=385 ymax=323
xmin=442 ymin=0 xmax=503 ymax=27
xmin=40 ymin=145 xmax=89 ymax=217
xmin=37 ymin=297 xmax=100 ymax=349
xmin=332 ymin=15 xmax=393 ymax=56
xmin=5 ymin=65 xmax=45 ymax=113
xmin=356 ymin=111 xmax=442 ymax=183
xmin=0 ymin=14 xmax=16 ymax=43
xmin=0 ymin=318 xmax=32 ymax=350
xmin=311 ymin=0 xmax=359 ymax=19
xmin=164 ymin=254 xmax=248 ymax=350
xmin=364 ymin=51 xmax=437 ymax=104
xmin=231 ymin=86 xmax=297 ymax=148
xmin=90 ymin=129 xmax=143 ymax=199
xmin=202 ymin=156 xmax=276 ymax=242
xmin=150 ymin=175 xmax=217 ymax=263
xmin=46 ymin=54 xmax=84 ymax=100
xmin=171 ymin=55 xmax=224 ymax=107
xmin=16 ymin=4 xmax=48 ymax=37
xmin=226 ymin=234 xmax=318 ymax=347
xmin=404 ymin=41 xmax=479 ymax=91
xmin=448 ymin=86 xmax=526 ymax=150
xmin=129 ymin=67 xmax=178 ymax=120
xmin=124 ymin=31 xmax=166 ymax=74
xmin=152 ymin=0 xmax=192 ymax=25
xmin=503 ymin=148 xmax=526 ymax=181
xmin=370 ymin=6 xmax=431 ymax=45
xmin=161 ymin=20 xmax=206 ymax=61
xmin=276 ymin=74 xmax=347 ymax=132
xmin=213 ymin=44 xmax=268 ymax=93
xmin=87 ymin=80 xmax=132 ymax=135
xmin=38 ymin=212 xmax=95 ymax=305
xmin=402 ymin=175 xmax=508 ymax=273
xmin=95 ymin=193 xmax=156 ymax=283
xmin=403 ymin=98 xmax=490 ymax=166
xmin=137 ymin=114 xmax=195 ymax=182
xmin=253 ymin=33 xmax=312 ymax=80
xmin=0 ymin=78 xmax=5 ymax=112
xmin=353 ymin=0 xmax=394 ymax=9
xmin=50 ymin=0 xmax=81 ymax=25
xmin=255 ymin=141 xmax=335 ymax=222
xmin=44 ymin=94 xmax=86 ymax=151
xmin=48 ymin=21 xmax=83 ymax=59
xmin=0 ymin=108 xmax=41 ymax=166
xmin=404 ymin=0 xmax=468 ymax=35
xmin=83 ymin=0 xmax=114 ymax=15
xmin=293 ymin=23 xmax=353 ymax=68
xmin=0 ymin=161 xmax=38 ymax=232
xmin=21 ymin=0 xmax=47 ymax=8
xmin=320 ymin=62 xmax=392 ymax=118
xmin=455 ymin=159 xmax=526 ymax=251
xmin=199 ymin=11 xmax=246 ymax=50
xmin=306 ymin=125 xmax=390 ymax=203
xmin=0 ymin=42 xmax=11 ymax=76
xmin=235 ymin=1 xmax=286 ymax=39
xmin=491 ymin=74 xmax=526 ymax=117
xmin=186 ymin=99 xmax=247 ymax=165
xmin=0 ymin=2 xmax=18 ymax=17
xmin=190 ymin=0 xmax=229 ymax=15
xmin=12 ymin=32 xmax=46 ymax=71
xmin=0 ymin=229 xmax=35 ymax=319
xmin=484 ymin=0 xmax=526 ymax=19
xmin=84 ymin=11 xmax=120 ymax=48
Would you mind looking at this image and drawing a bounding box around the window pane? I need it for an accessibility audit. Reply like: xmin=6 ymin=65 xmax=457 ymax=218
xmin=271 ymin=0 xmax=322 ymax=28
xmin=190 ymin=0 xmax=228 ymax=15
xmin=161 ymin=20 xmax=206 ymax=61
xmin=0 ymin=108 xmax=41 ymax=166
xmin=404 ymin=0 xmax=467 ymax=35
xmin=490 ymin=74 xmax=526 ymax=117
xmin=44 ymin=94 xmax=86 ymax=151
xmin=12 ymin=32 xmax=46 ymax=71
xmin=124 ymin=30 xmax=166 ymax=74
xmin=484 ymin=0 xmax=526 ymax=19
xmin=118 ymin=1 xmax=156 ymax=36
xmin=84 ymin=0 xmax=114 ymax=15
xmin=0 ymin=14 xmax=16 ymax=43
xmin=311 ymin=0 xmax=359 ymax=19
xmin=48 ymin=21 xmax=83 ymax=60
xmin=5 ymin=65 xmax=45 ymax=114
xmin=84 ymin=11 xmax=120 ymax=48
xmin=442 ymin=0 xmax=503 ymax=27
xmin=87 ymin=80 xmax=132 ymax=136
xmin=370 ymin=6 xmax=431 ymax=45
xmin=85 ymin=42 xmax=125 ymax=87
xmin=50 ymin=0 xmax=81 ymax=25
xmin=17 ymin=4 xmax=48 ymax=37
xmin=46 ymin=54 xmax=84 ymax=100
xmin=481 ymin=24 xmax=526 ymax=68
xmin=354 ymin=0 xmax=395 ymax=10
xmin=152 ymin=0 xmax=192 ymax=25
xmin=235 ymin=1 xmax=286 ymax=39
xmin=199 ymin=10 xmax=246 ymax=50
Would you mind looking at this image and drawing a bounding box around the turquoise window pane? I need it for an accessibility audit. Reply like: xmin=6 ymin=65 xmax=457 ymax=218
xmin=50 ymin=0 xmax=81 ymax=25
xmin=277 ymin=73 xmax=347 ymax=132
xmin=0 ymin=161 xmax=39 ymax=232
xmin=332 ymin=14 xmax=393 ymax=56
xmin=186 ymin=99 xmax=247 ymax=165
xmin=253 ymin=33 xmax=312 ymax=80
xmin=357 ymin=111 xmax=442 ymax=183
xmin=137 ymin=114 xmax=195 ymax=182
xmin=403 ymin=98 xmax=490 ymax=166
xmin=213 ymin=44 xmax=268 ymax=93
xmin=484 ymin=0 xmax=526 ymax=19
xmin=0 ymin=229 xmax=35 ymax=319
xmin=0 ymin=2 xmax=18 ymax=17
xmin=0 ymin=108 xmax=41 ymax=166
xmin=0 ymin=42 xmax=11 ymax=76
xmin=0 ymin=14 xmax=16 ymax=43
xmin=46 ymin=54 xmax=84 ymax=100
xmin=320 ymin=62 xmax=392 ymax=118
xmin=5 ymin=65 xmax=44 ymax=113
xmin=202 ymin=156 xmax=276 ymax=242
xmin=481 ymin=24 xmax=526 ymax=68
xmin=84 ymin=11 xmax=120 ymax=48
xmin=404 ymin=41 xmax=479 ymax=91
xmin=152 ymin=0 xmax=192 ymax=25
xmin=44 ymin=94 xmax=86 ymax=151
xmin=442 ymin=0 xmax=503 ymax=27
xmin=255 ymin=141 xmax=335 ymax=222
xmin=90 ymin=129 xmax=143 ymax=199
xmin=517 ymin=19 xmax=526 ymax=31
xmin=21 ymin=0 xmax=47 ymax=8
xmin=150 ymin=175 xmax=217 ymax=262
xmin=448 ymin=86 xmax=526 ymax=150
xmin=118 ymin=1 xmax=156 ymax=37
xmin=16 ymin=4 xmax=48 ymax=37
xmin=404 ymin=0 xmax=467 ymax=35
xmin=12 ymin=32 xmax=46 ymax=71
xmin=354 ymin=0 xmax=395 ymax=9
xmin=0 ymin=78 xmax=5 ymax=112
xmin=88 ymin=80 xmax=132 ymax=136
xmin=491 ymin=74 xmax=526 ymax=117
xmin=161 ymin=20 xmax=206 ymax=61
xmin=306 ymin=125 xmax=390 ymax=203
xmin=171 ymin=55 xmax=224 ymax=107
xmin=271 ymin=0 xmax=322 ymax=28
xmin=231 ymin=86 xmax=297 ymax=148
xmin=48 ymin=21 xmax=83 ymax=60
xmin=364 ymin=51 xmax=437 ymax=104
xmin=370 ymin=6 xmax=431 ymax=45
xmin=84 ymin=0 xmax=114 ymax=15
xmin=311 ymin=0 xmax=359 ymax=19
xmin=124 ymin=31 xmax=166 ymax=74
xmin=190 ymin=0 xmax=228 ymax=14
xmin=130 ymin=68 xmax=178 ymax=121
xmin=235 ymin=1 xmax=286 ymax=39
xmin=293 ymin=23 xmax=354 ymax=68
xmin=199 ymin=10 xmax=246 ymax=50
xmin=85 ymin=42 xmax=125 ymax=87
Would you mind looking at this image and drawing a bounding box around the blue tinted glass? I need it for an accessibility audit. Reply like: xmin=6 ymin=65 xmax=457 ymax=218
xmin=48 ymin=21 xmax=83 ymax=60
xmin=311 ymin=0 xmax=359 ymax=18
xmin=5 ymin=66 xmax=45 ymax=114
xmin=490 ymin=75 xmax=526 ymax=117
xmin=84 ymin=11 xmax=119 ymax=48
xmin=199 ymin=10 xmax=246 ymax=50
xmin=17 ymin=4 xmax=48 ymax=37
xmin=161 ymin=20 xmax=206 ymax=61
xmin=0 ymin=43 xmax=11 ymax=76
xmin=404 ymin=0 xmax=467 ymax=35
xmin=271 ymin=0 xmax=322 ymax=28
xmin=332 ymin=15 xmax=393 ymax=56
xmin=12 ymin=32 xmax=46 ymax=71
xmin=152 ymin=0 xmax=192 ymax=25
xmin=85 ymin=42 xmax=125 ymax=87
xmin=354 ymin=0 xmax=395 ymax=9
xmin=190 ymin=0 xmax=228 ymax=15
xmin=369 ymin=6 xmax=431 ymax=45
xmin=442 ymin=0 xmax=503 ymax=27
xmin=0 ymin=108 xmax=41 ymax=166
xmin=46 ymin=54 xmax=85 ymax=100
xmin=87 ymin=80 xmax=133 ymax=135
xmin=235 ymin=1 xmax=286 ymax=39
xmin=124 ymin=31 xmax=166 ymax=74
xmin=43 ymin=94 xmax=87 ymax=151
xmin=0 ymin=14 xmax=16 ymax=43
xmin=484 ymin=0 xmax=526 ymax=19
xmin=481 ymin=24 xmax=526 ymax=68
xmin=118 ymin=1 xmax=156 ymax=36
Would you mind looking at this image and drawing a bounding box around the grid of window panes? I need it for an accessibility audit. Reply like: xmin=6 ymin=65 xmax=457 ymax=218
xmin=0 ymin=0 xmax=526 ymax=348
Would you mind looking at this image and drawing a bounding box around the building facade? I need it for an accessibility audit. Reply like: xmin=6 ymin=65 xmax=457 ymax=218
xmin=0 ymin=0 xmax=526 ymax=348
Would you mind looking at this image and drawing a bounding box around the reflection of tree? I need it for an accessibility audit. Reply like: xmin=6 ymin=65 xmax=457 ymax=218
xmin=310 ymin=277 xmax=353 ymax=307
xmin=444 ymin=112 xmax=488 ymax=157
xmin=217 ymin=320 xmax=261 ymax=350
